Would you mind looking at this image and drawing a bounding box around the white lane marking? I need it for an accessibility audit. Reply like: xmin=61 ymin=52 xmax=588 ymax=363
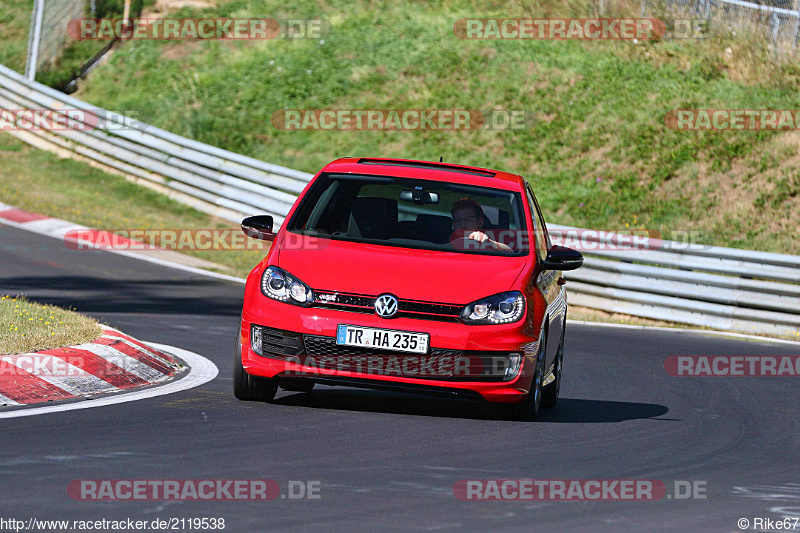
xmin=0 ymin=392 xmax=21 ymax=406
xmin=732 ymin=484 xmax=800 ymax=520
xmin=77 ymin=343 xmax=166 ymax=382
xmin=733 ymin=483 xmax=800 ymax=501
xmin=1 ymin=354 xmax=118 ymax=396
xmin=568 ymin=320 xmax=800 ymax=347
xmin=0 ymin=343 xmax=218 ymax=419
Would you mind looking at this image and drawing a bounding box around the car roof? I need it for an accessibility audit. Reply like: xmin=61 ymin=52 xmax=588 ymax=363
xmin=320 ymin=157 xmax=526 ymax=191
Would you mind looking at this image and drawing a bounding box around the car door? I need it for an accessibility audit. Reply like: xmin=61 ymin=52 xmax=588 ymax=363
xmin=526 ymin=186 xmax=564 ymax=370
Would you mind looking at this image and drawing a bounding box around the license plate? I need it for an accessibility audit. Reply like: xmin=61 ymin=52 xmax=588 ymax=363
xmin=336 ymin=324 xmax=429 ymax=354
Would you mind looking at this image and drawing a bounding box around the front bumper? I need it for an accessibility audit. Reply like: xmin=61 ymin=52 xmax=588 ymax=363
xmin=240 ymin=299 xmax=539 ymax=403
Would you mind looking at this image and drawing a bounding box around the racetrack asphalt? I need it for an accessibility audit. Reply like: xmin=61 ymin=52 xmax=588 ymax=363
xmin=1 ymin=223 xmax=799 ymax=532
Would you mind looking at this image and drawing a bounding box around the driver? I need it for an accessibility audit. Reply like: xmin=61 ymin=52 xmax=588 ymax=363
xmin=450 ymin=197 xmax=512 ymax=252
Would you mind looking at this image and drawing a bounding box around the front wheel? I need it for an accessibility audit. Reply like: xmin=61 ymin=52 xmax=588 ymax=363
xmin=233 ymin=338 xmax=278 ymax=402
xmin=506 ymin=330 xmax=546 ymax=422
xmin=542 ymin=318 xmax=566 ymax=408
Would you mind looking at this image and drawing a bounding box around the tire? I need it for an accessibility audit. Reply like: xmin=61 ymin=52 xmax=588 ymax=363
xmin=542 ymin=317 xmax=565 ymax=408
xmin=233 ymin=338 xmax=278 ymax=402
xmin=280 ymin=378 xmax=315 ymax=393
xmin=506 ymin=330 xmax=546 ymax=422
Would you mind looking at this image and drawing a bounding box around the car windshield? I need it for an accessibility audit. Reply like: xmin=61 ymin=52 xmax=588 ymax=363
xmin=286 ymin=173 xmax=528 ymax=256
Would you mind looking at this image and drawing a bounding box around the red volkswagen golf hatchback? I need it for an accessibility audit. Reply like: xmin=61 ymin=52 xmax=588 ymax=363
xmin=235 ymin=158 xmax=582 ymax=420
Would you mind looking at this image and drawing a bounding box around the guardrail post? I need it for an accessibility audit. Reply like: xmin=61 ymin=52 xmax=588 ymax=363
xmin=123 ymin=0 xmax=132 ymax=26
xmin=24 ymin=0 xmax=45 ymax=81
xmin=770 ymin=11 xmax=780 ymax=43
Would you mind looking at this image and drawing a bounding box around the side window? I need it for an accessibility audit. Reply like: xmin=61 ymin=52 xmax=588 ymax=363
xmin=531 ymin=189 xmax=551 ymax=252
xmin=526 ymin=187 xmax=548 ymax=261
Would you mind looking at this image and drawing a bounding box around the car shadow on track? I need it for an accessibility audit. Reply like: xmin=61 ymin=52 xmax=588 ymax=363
xmin=272 ymin=388 xmax=670 ymax=422
xmin=0 ymin=275 xmax=243 ymax=317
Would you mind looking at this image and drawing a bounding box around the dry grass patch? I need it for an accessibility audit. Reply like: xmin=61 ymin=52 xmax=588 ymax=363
xmin=568 ymin=305 xmax=800 ymax=342
xmin=0 ymin=295 xmax=102 ymax=355
xmin=659 ymin=130 xmax=800 ymax=253
xmin=568 ymin=305 xmax=684 ymax=329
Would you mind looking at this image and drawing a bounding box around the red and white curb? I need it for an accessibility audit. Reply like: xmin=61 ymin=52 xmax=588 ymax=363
xmin=0 ymin=326 xmax=183 ymax=407
xmin=0 ymin=202 xmax=244 ymax=284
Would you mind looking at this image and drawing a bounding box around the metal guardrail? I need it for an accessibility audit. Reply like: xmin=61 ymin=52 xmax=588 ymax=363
xmin=0 ymin=63 xmax=312 ymax=227
xmin=546 ymin=226 xmax=800 ymax=337
xmin=1 ymin=62 xmax=798 ymax=337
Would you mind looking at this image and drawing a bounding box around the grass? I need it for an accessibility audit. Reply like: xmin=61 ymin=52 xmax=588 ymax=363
xmin=0 ymin=134 xmax=267 ymax=277
xmin=0 ymin=295 xmax=101 ymax=354
xmin=60 ymin=0 xmax=800 ymax=253
xmin=0 ymin=0 xmax=155 ymax=90
xmin=0 ymin=0 xmax=34 ymax=73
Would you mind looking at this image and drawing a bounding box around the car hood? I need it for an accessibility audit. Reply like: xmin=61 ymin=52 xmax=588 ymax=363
xmin=276 ymin=234 xmax=528 ymax=304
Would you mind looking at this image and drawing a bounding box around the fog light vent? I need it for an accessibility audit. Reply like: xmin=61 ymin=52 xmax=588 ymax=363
xmin=504 ymin=353 xmax=522 ymax=381
xmin=251 ymin=325 xmax=263 ymax=355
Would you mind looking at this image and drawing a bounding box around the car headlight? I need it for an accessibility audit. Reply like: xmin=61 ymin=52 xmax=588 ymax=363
xmin=261 ymin=266 xmax=314 ymax=306
xmin=461 ymin=291 xmax=525 ymax=325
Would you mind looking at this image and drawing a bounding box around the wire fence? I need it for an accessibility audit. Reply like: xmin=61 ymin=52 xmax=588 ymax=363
xmin=25 ymin=0 xmax=86 ymax=78
xmin=643 ymin=0 xmax=800 ymax=50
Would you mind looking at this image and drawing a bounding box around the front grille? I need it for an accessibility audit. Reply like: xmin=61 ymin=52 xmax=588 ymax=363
xmin=252 ymin=328 xmax=514 ymax=382
xmin=301 ymin=335 xmax=462 ymax=379
xmin=301 ymin=336 xmax=510 ymax=382
xmin=252 ymin=326 xmax=304 ymax=358
xmin=320 ymin=294 xmax=374 ymax=307
xmin=313 ymin=291 xmax=462 ymax=322
xmin=399 ymin=301 xmax=462 ymax=316
xmin=303 ymin=334 xmax=460 ymax=358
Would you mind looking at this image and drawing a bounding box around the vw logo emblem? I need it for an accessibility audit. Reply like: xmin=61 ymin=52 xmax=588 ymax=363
xmin=374 ymin=294 xmax=398 ymax=318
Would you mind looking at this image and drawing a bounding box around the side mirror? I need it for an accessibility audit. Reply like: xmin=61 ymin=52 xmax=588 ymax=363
xmin=540 ymin=245 xmax=583 ymax=271
xmin=241 ymin=215 xmax=276 ymax=241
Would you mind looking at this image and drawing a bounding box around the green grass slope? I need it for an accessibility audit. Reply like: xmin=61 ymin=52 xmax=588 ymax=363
xmin=9 ymin=0 xmax=800 ymax=252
